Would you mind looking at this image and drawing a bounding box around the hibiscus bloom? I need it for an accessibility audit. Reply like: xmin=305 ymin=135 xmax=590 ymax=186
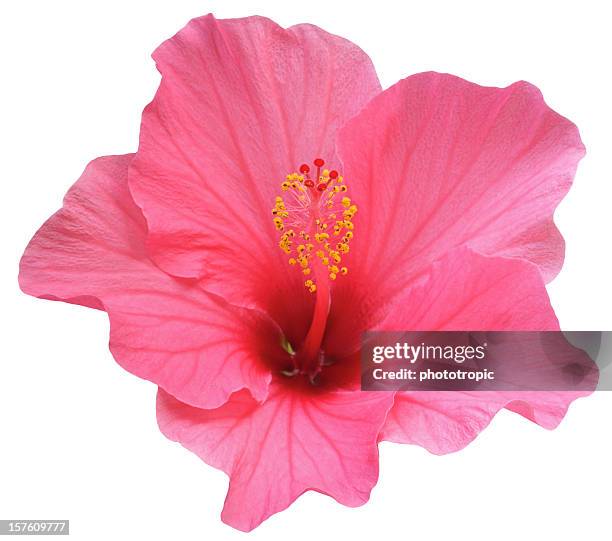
xmin=20 ymin=14 xmax=589 ymax=531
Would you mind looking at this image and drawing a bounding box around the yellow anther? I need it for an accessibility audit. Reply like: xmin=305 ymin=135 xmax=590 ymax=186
xmin=273 ymin=163 xmax=356 ymax=292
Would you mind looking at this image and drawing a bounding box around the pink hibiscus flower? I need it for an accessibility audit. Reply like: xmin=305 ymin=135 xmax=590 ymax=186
xmin=20 ymin=14 xmax=590 ymax=531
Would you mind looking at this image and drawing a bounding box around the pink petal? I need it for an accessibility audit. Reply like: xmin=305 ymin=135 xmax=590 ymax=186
xmin=337 ymin=72 xmax=585 ymax=313
xmin=128 ymin=14 xmax=382 ymax=331
xmin=324 ymin=243 xmax=558 ymax=362
xmin=19 ymin=155 xmax=283 ymax=409
xmin=376 ymin=248 xmax=593 ymax=453
xmin=378 ymin=247 xmax=560 ymax=331
xmin=382 ymin=390 xmax=586 ymax=455
xmin=157 ymin=382 xmax=393 ymax=531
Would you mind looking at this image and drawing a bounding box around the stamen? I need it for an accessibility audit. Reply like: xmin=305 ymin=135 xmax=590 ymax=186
xmin=271 ymin=158 xmax=358 ymax=292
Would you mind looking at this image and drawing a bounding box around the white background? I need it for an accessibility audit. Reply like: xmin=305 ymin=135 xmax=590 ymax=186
xmin=1 ymin=1 xmax=611 ymax=540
